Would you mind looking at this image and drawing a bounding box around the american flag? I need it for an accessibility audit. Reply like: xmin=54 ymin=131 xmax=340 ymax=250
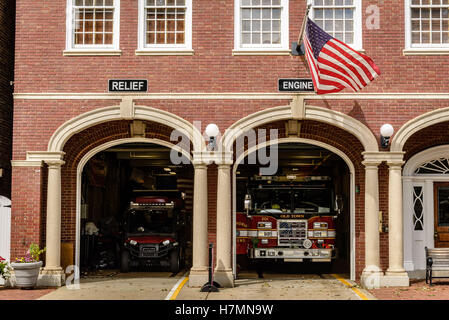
xmin=304 ymin=18 xmax=380 ymax=95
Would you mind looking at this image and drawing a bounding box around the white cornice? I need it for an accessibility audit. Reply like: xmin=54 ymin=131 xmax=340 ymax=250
xmin=13 ymin=92 xmax=449 ymax=100
xmin=26 ymin=151 xmax=66 ymax=162
xmin=11 ymin=160 xmax=43 ymax=167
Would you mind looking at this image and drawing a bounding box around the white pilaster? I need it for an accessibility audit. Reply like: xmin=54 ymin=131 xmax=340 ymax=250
xmin=39 ymin=159 xmax=65 ymax=287
xmin=189 ymin=163 xmax=210 ymax=287
xmin=360 ymin=159 xmax=383 ymax=289
xmin=384 ymin=159 xmax=409 ymax=287
xmin=214 ymin=163 xmax=234 ymax=287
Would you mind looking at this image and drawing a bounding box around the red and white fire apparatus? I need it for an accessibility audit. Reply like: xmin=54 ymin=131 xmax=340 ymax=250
xmin=236 ymin=174 xmax=342 ymax=263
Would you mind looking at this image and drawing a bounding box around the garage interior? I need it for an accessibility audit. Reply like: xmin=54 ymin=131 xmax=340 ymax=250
xmin=235 ymin=143 xmax=351 ymax=276
xmin=79 ymin=143 xmax=193 ymax=275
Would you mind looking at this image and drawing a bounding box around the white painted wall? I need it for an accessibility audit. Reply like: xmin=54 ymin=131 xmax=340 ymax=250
xmin=0 ymin=196 xmax=11 ymax=286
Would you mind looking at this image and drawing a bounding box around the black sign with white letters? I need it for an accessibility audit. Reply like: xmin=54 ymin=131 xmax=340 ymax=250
xmin=109 ymin=79 xmax=148 ymax=92
xmin=278 ymin=79 xmax=315 ymax=92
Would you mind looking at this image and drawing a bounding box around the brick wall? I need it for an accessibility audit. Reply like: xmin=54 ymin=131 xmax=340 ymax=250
xmin=13 ymin=1 xmax=449 ymax=94
xmin=10 ymin=166 xmax=44 ymax=259
xmin=0 ymin=0 xmax=14 ymax=198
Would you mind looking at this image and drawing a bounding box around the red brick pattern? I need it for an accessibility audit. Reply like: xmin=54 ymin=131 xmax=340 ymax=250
xmin=0 ymin=0 xmax=14 ymax=198
xmin=13 ymin=1 xmax=449 ymax=94
xmin=10 ymin=166 xmax=44 ymax=260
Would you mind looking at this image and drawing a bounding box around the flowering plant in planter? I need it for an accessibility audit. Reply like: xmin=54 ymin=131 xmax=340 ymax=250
xmin=0 ymin=256 xmax=11 ymax=281
xmin=15 ymin=244 xmax=45 ymax=263
xmin=11 ymin=244 xmax=46 ymax=289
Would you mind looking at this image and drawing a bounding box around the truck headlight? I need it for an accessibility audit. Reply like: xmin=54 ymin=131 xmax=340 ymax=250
xmin=162 ymin=240 xmax=170 ymax=246
xmin=258 ymin=231 xmax=272 ymax=237
xmin=129 ymin=240 xmax=138 ymax=246
xmin=314 ymin=222 xmax=328 ymax=229
xmin=258 ymin=222 xmax=272 ymax=229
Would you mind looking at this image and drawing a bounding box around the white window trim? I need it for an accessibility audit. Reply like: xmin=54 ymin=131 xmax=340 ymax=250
xmin=233 ymin=0 xmax=290 ymax=56
xmin=136 ymin=0 xmax=193 ymax=56
xmin=309 ymin=0 xmax=363 ymax=52
xmin=64 ymin=0 xmax=121 ymax=56
xmin=404 ymin=0 xmax=449 ymax=55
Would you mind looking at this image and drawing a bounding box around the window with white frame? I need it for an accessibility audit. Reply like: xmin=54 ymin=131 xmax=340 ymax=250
xmin=234 ymin=0 xmax=289 ymax=54
xmin=310 ymin=0 xmax=362 ymax=50
xmin=137 ymin=0 xmax=192 ymax=54
xmin=408 ymin=0 xmax=449 ymax=47
xmin=66 ymin=0 xmax=120 ymax=54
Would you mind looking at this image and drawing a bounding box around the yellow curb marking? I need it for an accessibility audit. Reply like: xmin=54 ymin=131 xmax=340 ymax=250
xmin=332 ymin=274 xmax=370 ymax=300
xmin=165 ymin=272 xmax=189 ymax=300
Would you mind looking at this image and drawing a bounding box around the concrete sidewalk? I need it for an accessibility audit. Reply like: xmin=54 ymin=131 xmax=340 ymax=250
xmin=38 ymin=271 xmax=183 ymax=300
xmin=35 ymin=271 xmax=375 ymax=300
xmin=177 ymin=273 xmax=376 ymax=300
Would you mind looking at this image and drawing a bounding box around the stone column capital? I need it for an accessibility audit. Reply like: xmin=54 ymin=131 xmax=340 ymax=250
xmin=193 ymin=151 xmax=234 ymax=166
xmin=362 ymin=160 xmax=382 ymax=168
xmin=217 ymin=163 xmax=232 ymax=170
xmin=45 ymin=160 xmax=65 ymax=168
xmin=386 ymin=159 xmax=405 ymax=168
xmin=193 ymin=162 xmax=208 ymax=170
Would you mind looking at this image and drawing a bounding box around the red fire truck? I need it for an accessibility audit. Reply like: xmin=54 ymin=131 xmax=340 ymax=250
xmin=236 ymin=174 xmax=342 ymax=264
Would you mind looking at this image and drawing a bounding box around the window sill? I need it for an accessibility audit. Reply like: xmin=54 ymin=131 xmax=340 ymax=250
xmin=135 ymin=49 xmax=194 ymax=56
xmin=63 ymin=49 xmax=122 ymax=56
xmin=232 ymin=49 xmax=291 ymax=56
xmin=403 ymin=48 xmax=449 ymax=56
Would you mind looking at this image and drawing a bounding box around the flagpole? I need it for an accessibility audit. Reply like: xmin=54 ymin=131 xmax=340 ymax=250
xmin=297 ymin=3 xmax=312 ymax=46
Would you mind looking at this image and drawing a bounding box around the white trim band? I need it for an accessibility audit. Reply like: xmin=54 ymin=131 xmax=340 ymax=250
xmin=14 ymin=92 xmax=449 ymax=100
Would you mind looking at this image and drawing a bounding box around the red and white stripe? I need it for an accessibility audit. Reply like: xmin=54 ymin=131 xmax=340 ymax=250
xmin=304 ymin=35 xmax=381 ymax=95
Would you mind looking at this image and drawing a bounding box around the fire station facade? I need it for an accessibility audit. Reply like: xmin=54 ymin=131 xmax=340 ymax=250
xmin=10 ymin=0 xmax=449 ymax=289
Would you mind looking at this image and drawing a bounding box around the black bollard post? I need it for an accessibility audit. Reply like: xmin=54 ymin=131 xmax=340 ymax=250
xmin=200 ymin=243 xmax=221 ymax=292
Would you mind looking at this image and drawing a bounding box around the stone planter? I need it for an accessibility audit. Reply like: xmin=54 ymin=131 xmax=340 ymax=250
xmin=11 ymin=261 xmax=43 ymax=289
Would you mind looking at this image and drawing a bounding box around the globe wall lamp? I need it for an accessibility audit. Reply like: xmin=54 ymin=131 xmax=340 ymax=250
xmin=380 ymin=124 xmax=394 ymax=149
xmin=205 ymin=123 xmax=220 ymax=150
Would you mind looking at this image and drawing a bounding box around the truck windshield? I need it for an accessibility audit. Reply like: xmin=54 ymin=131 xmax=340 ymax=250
xmin=127 ymin=209 xmax=174 ymax=234
xmin=292 ymin=188 xmax=331 ymax=214
xmin=254 ymin=189 xmax=291 ymax=212
xmin=253 ymin=188 xmax=331 ymax=214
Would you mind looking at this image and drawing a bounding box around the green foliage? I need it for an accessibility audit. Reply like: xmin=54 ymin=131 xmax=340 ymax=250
xmin=15 ymin=243 xmax=46 ymax=263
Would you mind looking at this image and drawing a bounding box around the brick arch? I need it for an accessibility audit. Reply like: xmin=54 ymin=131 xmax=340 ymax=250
xmin=47 ymin=104 xmax=205 ymax=153
xmin=223 ymin=104 xmax=379 ymax=153
xmin=392 ymin=107 xmax=449 ymax=152
xmin=232 ymin=119 xmax=368 ymax=280
xmin=403 ymin=121 xmax=449 ymax=162
xmin=59 ymin=119 xmax=190 ymax=249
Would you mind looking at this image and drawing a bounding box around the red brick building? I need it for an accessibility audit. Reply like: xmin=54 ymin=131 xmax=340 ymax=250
xmin=10 ymin=0 xmax=449 ymax=288
xmin=0 ymin=0 xmax=14 ymax=199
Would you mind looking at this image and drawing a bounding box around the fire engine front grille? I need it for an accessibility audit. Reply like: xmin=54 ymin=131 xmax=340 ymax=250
xmin=278 ymin=219 xmax=308 ymax=247
xmin=279 ymin=230 xmax=306 ymax=238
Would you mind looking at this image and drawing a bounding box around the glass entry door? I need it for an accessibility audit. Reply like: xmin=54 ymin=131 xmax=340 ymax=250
xmin=434 ymin=182 xmax=449 ymax=248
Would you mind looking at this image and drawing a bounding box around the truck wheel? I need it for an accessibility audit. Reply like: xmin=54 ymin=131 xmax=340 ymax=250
xmin=121 ymin=250 xmax=130 ymax=273
xmin=169 ymin=250 xmax=180 ymax=274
